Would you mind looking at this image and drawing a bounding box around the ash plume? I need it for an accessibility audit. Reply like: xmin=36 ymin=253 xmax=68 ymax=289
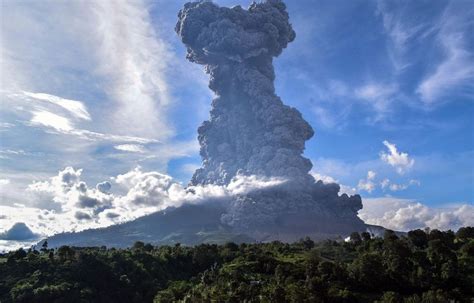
xmin=176 ymin=0 xmax=365 ymax=236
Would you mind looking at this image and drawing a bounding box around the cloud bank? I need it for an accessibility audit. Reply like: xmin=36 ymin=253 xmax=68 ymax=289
xmin=0 ymin=166 xmax=287 ymax=240
xmin=359 ymin=197 xmax=473 ymax=231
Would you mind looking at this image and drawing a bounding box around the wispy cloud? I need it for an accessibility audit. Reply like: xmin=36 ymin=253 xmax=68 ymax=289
xmin=28 ymin=109 xmax=157 ymax=144
xmin=416 ymin=33 xmax=474 ymax=103
xmin=416 ymin=2 xmax=474 ymax=103
xmin=354 ymin=83 xmax=398 ymax=118
xmin=380 ymin=178 xmax=420 ymax=192
xmin=377 ymin=0 xmax=474 ymax=104
xmin=376 ymin=1 xmax=430 ymax=72
xmin=114 ymin=144 xmax=146 ymax=153
xmin=30 ymin=111 xmax=74 ymax=132
xmin=91 ymin=0 xmax=175 ymax=140
xmin=23 ymin=92 xmax=91 ymax=120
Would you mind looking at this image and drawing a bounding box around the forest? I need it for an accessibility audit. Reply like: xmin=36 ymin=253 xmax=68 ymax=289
xmin=0 ymin=227 xmax=473 ymax=303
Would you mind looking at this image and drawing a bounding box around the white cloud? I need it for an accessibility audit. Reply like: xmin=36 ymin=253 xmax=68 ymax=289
xmin=380 ymin=140 xmax=414 ymax=174
xmin=380 ymin=178 xmax=420 ymax=192
xmin=27 ymin=167 xmax=113 ymax=213
xmin=0 ymin=179 xmax=11 ymax=186
xmin=376 ymin=1 xmax=429 ymax=72
xmin=416 ymin=3 xmax=474 ymax=103
xmin=114 ymin=144 xmax=146 ymax=153
xmin=0 ymin=0 xmax=190 ymax=185
xmin=310 ymin=171 xmax=337 ymax=184
xmin=377 ymin=1 xmax=473 ymax=105
xmin=26 ymin=108 xmax=157 ymax=144
xmin=0 ymin=166 xmax=287 ymax=242
xmin=360 ymin=197 xmax=474 ymax=231
xmin=30 ymin=110 xmax=74 ymax=132
xmin=358 ymin=170 xmax=377 ymax=193
xmin=1 ymin=0 xmax=176 ymax=141
xmin=92 ymin=0 xmax=175 ymax=140
xmin=23 ymin=91 xmax=91 ymax=120
xmin=354 ymin=83 xmax=398 ymax=116
xmin=388 ymin=183 xmax=408 ymax=191
xmin=114 ymin=167 xmax=287 ymax=209
xmin=417 ymin=40 xmax=474 ymax=103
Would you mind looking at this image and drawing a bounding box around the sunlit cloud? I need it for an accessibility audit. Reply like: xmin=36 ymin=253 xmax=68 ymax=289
xmin=23 ymin=91 xmax=91 ymax=120
xmin=380 ymin=140 xmax=414 ymax=174
xmin=30 ymin=111 xmax=74 ymax=132
xmin=360 ymin=197 xmax=474 ymax=231
xmin=114 ymin=144 xmax=146 ymax=153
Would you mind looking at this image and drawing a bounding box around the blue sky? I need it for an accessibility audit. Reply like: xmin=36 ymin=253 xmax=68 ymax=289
xmin=0 ymin=0 xmax=473 ymax=244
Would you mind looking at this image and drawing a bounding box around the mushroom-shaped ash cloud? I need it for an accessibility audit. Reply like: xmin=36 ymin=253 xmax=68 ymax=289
xmin=176 ymin=0 xmax=365 ymax=235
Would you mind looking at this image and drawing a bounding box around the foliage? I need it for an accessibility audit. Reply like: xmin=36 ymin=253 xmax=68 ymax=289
xmin=0 ymin=228 xmax=473 ymax=302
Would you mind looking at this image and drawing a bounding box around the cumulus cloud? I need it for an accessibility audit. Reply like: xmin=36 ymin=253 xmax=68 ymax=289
xmin=27 ymin=167 xmax=114 ymax=214
xmin=358 ymin=170 xmax=377 ymax=193
xmin=380 ymin=140 xmax=414 ymax=174
xmin=0 ymin=166 xmax=288 ymax=240
xmin=360 ymin=197 xmax=474 ymax=231
xmin=114 ymin=166 xmax=287 ymax=209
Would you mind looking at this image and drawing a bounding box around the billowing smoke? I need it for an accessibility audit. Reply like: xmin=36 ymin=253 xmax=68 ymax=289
xmin=176 ymin=0 xmax=365 ymax=235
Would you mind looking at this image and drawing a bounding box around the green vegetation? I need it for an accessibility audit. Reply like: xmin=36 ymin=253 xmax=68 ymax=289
xmin=1 ymin=227 xmax=473 ymax=302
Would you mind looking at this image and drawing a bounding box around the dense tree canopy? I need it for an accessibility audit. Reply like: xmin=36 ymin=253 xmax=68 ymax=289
xmin=1 ymin=227 xmax=473 ymax=302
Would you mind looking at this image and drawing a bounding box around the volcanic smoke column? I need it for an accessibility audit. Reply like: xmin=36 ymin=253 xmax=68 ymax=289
xmin=176 ymin=0 xmax=365 ymax=234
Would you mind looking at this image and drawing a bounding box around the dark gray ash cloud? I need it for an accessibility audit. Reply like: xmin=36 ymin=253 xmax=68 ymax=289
xmin=176 ymin=0 xmax=365 ymax=235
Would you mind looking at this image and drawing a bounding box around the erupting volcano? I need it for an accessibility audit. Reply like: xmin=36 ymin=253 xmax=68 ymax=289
xmin=175 ymin=0 xmax=365 ymax=239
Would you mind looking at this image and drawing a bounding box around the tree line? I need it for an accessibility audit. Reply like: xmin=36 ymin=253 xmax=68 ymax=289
xmin=0 ymin=227 xmax=473 ymax=302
